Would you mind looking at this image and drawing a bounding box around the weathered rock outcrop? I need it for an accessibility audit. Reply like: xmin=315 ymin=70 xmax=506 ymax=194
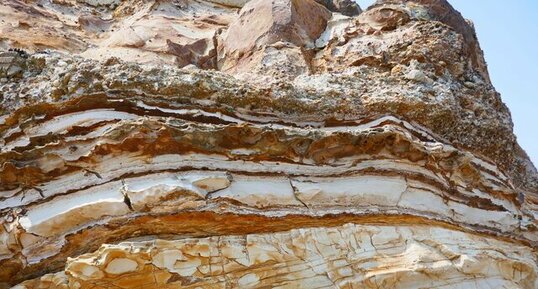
xmin=0 ymin=0 xmax=536 ymax=288
xmin=218 ymin=0 xmax=331 ymax=80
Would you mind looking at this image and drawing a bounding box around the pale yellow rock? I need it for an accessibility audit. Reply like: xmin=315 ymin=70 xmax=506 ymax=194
xmin=14 ymin=224 xmax=538 ymax=289
xmin=1 ymin=0 xmax=537 ymax=288
xmin=105 ymin=258 xmax=139 ymax=274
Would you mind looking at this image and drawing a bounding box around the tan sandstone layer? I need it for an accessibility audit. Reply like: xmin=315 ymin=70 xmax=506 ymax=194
xmin=0 ymin=0 xmax=537 ymax=288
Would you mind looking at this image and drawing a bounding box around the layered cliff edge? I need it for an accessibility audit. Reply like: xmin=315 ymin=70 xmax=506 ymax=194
xmin=0 ymin=0 xmax=537 ymax=288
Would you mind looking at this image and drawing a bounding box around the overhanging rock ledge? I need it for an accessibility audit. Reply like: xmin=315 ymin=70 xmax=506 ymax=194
xmin=0 ymin=0 xmax=537 ymax=288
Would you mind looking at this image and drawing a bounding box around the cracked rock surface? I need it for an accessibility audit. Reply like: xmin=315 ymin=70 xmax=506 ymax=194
xmin=0 ymin=0 xmax=537 ymax=288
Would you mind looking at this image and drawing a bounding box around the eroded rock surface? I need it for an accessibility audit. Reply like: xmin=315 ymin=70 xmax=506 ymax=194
xmin=14 ymin=224 xmax=538 ymax=289
xmin=218 ymin=0 xmax=331 ymax=80
xmin=0 ymin=0 xmax=537 ymax=288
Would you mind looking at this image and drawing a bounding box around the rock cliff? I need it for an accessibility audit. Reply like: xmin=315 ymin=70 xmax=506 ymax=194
xmin=0 ymin=0 xmax=537 ymax=288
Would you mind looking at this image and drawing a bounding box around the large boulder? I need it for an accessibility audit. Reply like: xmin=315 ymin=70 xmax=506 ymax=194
xmin=218 ymin=0 xmax=331 ymax=80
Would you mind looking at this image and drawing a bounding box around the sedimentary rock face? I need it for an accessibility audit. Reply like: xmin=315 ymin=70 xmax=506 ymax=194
xmin=0 ymin=0 xmax=536 ymax=288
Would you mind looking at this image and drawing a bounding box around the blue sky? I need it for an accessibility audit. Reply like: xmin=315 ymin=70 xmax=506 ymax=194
xmin=355 ymin=0 xmax=538 ymax=166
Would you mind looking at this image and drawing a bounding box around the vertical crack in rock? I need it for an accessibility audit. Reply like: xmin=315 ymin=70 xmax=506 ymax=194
xmin=289 ymin=178 xmax=310 ymax=209
xmin=396 ymin=176 xmax=410 ymax=207
xmin=121 ymin=179 xmax=134 ymax=211
xmin=0 ymin=0 xmax=537 ymax=288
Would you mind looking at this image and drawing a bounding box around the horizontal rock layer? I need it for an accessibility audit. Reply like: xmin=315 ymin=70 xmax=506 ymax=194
xmin=13 ymin=224 xmax=538 ymax=289
xmin=0 ymin=0 xmax=537 ymax=288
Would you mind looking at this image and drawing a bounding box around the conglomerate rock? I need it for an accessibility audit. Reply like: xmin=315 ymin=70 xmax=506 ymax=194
xmin=0 ymin=0 xmax=536 ymax=288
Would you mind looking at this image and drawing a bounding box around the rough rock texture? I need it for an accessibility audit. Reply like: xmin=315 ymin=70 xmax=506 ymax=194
xmin=218 ymin=0 xmax=331 ymax=80
xmin=315 ymin=0 xmax=362 ymax=16
xmin=0 ymin=0 xmax=537 ymax=288
xmin=13 ymin=224 xmax=538 ymax=289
